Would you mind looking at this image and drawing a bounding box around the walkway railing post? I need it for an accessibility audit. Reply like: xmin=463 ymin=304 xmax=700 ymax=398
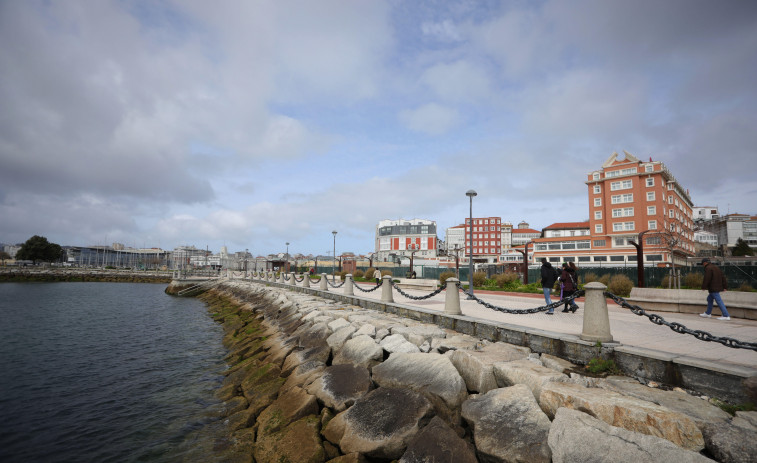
xmin=345 ymin=274 xmax=354 ymax=296
xmin=444 ymin=278 xmax=462 ymax=315
xmin=289 ymin=272 xmax=296 ymax=285
xmin=278 ymin=272 xmax=285 ymax=284
xmin=303 ymin=275 xmax=310 ymax=288
xmin=320 ymin=273 xmax=328 ymax=291
xmin=580 ymin=282 xmax=614 ymax=343
xmin=381 ymin=275 xmax=393 ymax=303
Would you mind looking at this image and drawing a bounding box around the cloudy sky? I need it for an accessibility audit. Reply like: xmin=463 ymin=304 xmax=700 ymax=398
xmin=1 ymin=0 xmax=756 ymax=257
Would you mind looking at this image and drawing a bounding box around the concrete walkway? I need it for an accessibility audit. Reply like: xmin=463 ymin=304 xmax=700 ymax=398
xmin=324 ymin=280 xmax=757 ymax=370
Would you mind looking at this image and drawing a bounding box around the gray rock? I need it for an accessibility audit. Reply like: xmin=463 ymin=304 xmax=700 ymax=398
xmin=702 ymin=417 xmax=757 ymax=463
xmin=255 ymin=386 xmax=319 ymax=438
xmin=419 ymin=340 xmax=431 ymax=353
xmin=281 ymin=344 xmax=331 ymax=377
xmin=332 ymin=335 xmax=384 ymax=368
xmin=298 ymin=322 xmax=332 ymax=348
xmin=399 ymin=416 xmax=478 ymax=463
xmin=280 ymin=360 xmax=325 ymax=394
xmin=306 ymin=364 xmax=373 ymax=412
xmin=540 ymin=353 xmax=577 ymax=374
xmin=462 ymin=385 xmax=551 ymax=463
xmin=431 ymin=334 xmax=482 ymax=353
xmin=353 ymin=323 xmax=376 ymax=338
xmin=372 ymin=352 xmax=468 ymax=423
xmin=391 ymin=325 xmax=447 ymax=346
xmin=492 ymin=358 xmax=567 ymax=400
xmin=327 ymin=325 xmax=357 ymax=350
xmin=381 ymin=334 xmax=422 ymax=354
xmin=549 ymin=407 xmax=714 ymax=463
xmin=376 ymin=328 xmax=390 ymax=341
xmin=323 ymin=387 xmax=434 ymax=460
xmin=733 ymin=410 xmax=757 ymax=429
xmin=328 ymin=318 xmax=351 ymax=332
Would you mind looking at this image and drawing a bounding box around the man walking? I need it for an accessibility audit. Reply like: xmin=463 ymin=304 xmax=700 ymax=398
xmin=540 ymin=259 xmax=558 ymax=314
xmin=699 ymin=258 xmax=730 ymax=321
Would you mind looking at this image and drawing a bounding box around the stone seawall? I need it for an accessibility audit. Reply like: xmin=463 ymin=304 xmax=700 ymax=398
xmin=0 ymin=268 xmax=171 ymax=283
xmin=199 ymin=280 xmax=756 ymax=463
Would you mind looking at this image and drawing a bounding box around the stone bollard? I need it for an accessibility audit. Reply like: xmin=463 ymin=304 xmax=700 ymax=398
xmin=345 ymin=274 xmax=354 ymax=296
xmin=303 ymin=274 xmax=310 ymax=288
xmin=289 ymin=272 xmax=296 ymax=285
xmin=320 ymin=273 xmax=328 ymax=291
xmin=381 ymin=275 xmax=394 ymax=303
xmin=444 ymin=278 xmax=462 ymax=315
xmin=580 ymin=282 xmax=614 ymax=343
xmin=279 ymin=273 xmax=285 ymax=284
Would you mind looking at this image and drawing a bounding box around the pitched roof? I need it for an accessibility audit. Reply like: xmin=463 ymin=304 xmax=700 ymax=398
xmin=512 ymin=228 xmax=540 ymax=234
xmin=544 ymin=221 xmax=590 ymax=230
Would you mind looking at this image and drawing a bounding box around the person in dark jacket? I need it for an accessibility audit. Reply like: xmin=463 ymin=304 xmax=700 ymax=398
xmin=699 ymin=258 xmax=730 ymax=320
xmin=559 ymin=262 xmax=580 ymax=313
xmin=540 ymin=259 xmax=558 ymax=314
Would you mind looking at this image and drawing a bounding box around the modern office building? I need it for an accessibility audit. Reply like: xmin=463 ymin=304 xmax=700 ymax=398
xmin=376 ymin=218 xmax=438 ymax=262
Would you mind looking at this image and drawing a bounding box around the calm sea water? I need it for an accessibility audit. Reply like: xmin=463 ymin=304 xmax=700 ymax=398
xmin=0 ymin=282 xmax=228 ymax=463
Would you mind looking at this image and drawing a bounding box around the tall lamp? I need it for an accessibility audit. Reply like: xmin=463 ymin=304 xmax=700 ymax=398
xmin=332 ymin=230 xmax=338 ymax=282
xmin=466 ymin=189 xmax=477 ymax=298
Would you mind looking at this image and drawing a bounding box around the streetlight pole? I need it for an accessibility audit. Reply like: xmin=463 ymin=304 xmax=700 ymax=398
xmin=466 ymin=189 xmax=477 ymax=298
xmin=286 ymin=242 xmax=290 ymax=272
xmin=629 ymin=230 xmax=650 ymax=288
xmin=332 ymin=230 xmax=337 ymax=282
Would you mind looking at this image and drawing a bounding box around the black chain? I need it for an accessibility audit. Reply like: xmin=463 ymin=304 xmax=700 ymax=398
xmin=282 ymin=274 xmax=290 ymax=281
xmin=390 ymin=280 xmax=449 ymax=300
xmin=605 ymin=292 xmax=757 ymax=351
xmin=308 ymin=275 xmax=322 ymax=282
xmin=351 ymin=278 xmax=383 ymax=293
xmin=294 ymin=275 xmax=304 ymax=282
xmin=327 ymin=277 xmax=345 ymax=288
xmin=468 ymin=288 xmax=584 ymax=314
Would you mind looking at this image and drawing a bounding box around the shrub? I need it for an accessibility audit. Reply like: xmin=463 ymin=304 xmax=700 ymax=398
xmin=339 ymin=270 xmax=348 ymax=281
xmin=586 ymin=358 xmax=621 ymax=375
xmin=353 ymin=269 xmax=364 ymax=279
xmin=661 ymin=275 xmax=670 ymax=288
xmin=495 ymin=271 xmax=520 ymax=289
xmin=683 ymin=272 xmax=703 ymax=289
xmin=472 ymin=272 xmax=487 ymax=288
xmin=737 ymin=282 xmax=755 ymax=292
xmin=607 ymin=274 xmax=633 ymax=297
xmin=583 ymin=272 xmax=599 ymax=284
xmin=365 ymin=268 xmax=379 ymax=279
xmin=598 ymin=274 xmax=610 ymax=286
xmin=439 ymin=271 xmax=456 ymax=285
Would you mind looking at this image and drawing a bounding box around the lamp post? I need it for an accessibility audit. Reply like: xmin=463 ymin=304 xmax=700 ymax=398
xmin=285 ymin=242 xmax=290 ymax=272
xmin=629 ymin=230 xmax=650 ymax=288
xmin=332 ymin=230 xmax=337 ymax=282
xmin=466 ymin=189 xmax=477 ymax=298
xmin=245 ymin=248 xmax=248 ymax=277
xmin=515 ymin=241 xmax=532 ymax=284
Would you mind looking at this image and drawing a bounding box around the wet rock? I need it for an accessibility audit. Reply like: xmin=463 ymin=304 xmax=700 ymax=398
xmin=254 ymin=415 xmax=326 ymax=463
xmin=372 ymin=352 xmax=467 ymax=423
xmin=326 ymin=453 xmax=367 ymax=463
xmin=332 ymin=335 xmax=383 ymax=368
xmin=239 ymin=363 xmax=282 ymax=401
xmin=256 ymin=386 xmax=319 ymax=438
xmin=549 ymin=407 xmax=714 ymax=463
xmin=306 ymin=364 xmax=373 ymax=412
xmin=462 ymin=385 xmax=551 ymax=463
xmin=540 ymin=381 xmax=705 ymax=451
xmin=323 ymin=387 xmax=434 ymax=460
xmin=221 ymin=396 xmax=250 ymax=417
xmin=399 ymin=416 xmax=477 ymax=463
xmin=493 ymin=358 xmax=568 ymax=400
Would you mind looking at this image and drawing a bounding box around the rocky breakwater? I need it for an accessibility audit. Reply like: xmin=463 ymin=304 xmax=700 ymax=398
xmin=202 ymin=280 xmax=756 ymax=463
xmin=0 ymin=268 xmax=171 ymax=283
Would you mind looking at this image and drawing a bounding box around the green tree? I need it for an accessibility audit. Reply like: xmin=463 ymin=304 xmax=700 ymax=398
xmin=15 ymin=235 xmax=65 ymax=264
xmin=732 ymin=238 xmax=755 ymax=257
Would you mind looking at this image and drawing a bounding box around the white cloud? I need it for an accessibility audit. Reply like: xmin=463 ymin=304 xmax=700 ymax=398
xmin=398 ymin=103 xmax=460 ymax=135
xmin=420 ymin=60 xmax=493 ymax=103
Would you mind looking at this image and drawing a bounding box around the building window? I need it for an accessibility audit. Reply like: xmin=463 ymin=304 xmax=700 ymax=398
xmin=593 ymin=240 xmax=606 ymax=247
xmin=647 ymin=206 xmax=656 ymax=215
xmin=646 ymin=236 xmax=661 ymax=245
xmin=593 ymin=172 xmax=600 ymax=180
xmin=549 ymin=257 xmax=560 ymax=263
xmin=645 ymin=165 xmax=653 ymax=172
xmin=594 ymin=256 xmax=608 ymax=261
xmin=578 ymin=256 xmax=591 ymax=262
xmin=648 ymin=220 xmax=657 ymax=230
xmin=593 ymin=185 xmax=601 ymax=194
xmin=611 ymin=193 xmax=633 ymax=204
xmin=594 ymin=198 xmax=602 ymax=207
xmin=595 ymin=224 xmax=603 ymax=233
xmin=647 ymin=191 xmax=655 ymax=201
xmin=610 ymin=256 xmax=625 ymax=262
xmin=646 ymin=177 xmax=654 ymax=187
xmin=647 ymin=254 xmax=662 ymax=261
xmin=610 ymin=180 xmax=633 ymax=191
xmin=669 ymin=210 xmax=674 ymax=218
xmin=594 ymin=211 xmax=602 ymax=219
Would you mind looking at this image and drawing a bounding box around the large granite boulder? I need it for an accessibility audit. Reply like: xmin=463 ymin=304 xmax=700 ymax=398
xmin=600 ymin=376 xmax=731 ymax=428
xmin=281 ymin=345 xmax=331 ymax=377
xmin=256 ymin=386 xmax=319 ymax=438
xmin=332 ymin=335 xmax=384 ymax=368
xmin=372 ymin=352 xmax=468 ymax=423
xmin=327 ymin=326 xmax=357 ymax=350
xmin=391 ymin=325 xmax=447 ymax=346
xmin=306 ymin=364 xmax=373 ymax=412
xmin=540 ymin=381 xmax=705 ymax=451
xmin=281 ymin=360 xmax=326 ymax=394
xmin=701 ymin=411 xmax=757 ymax=463
xmin=328 ymin=317 xmax=351 ymax=332
xmin=450 ymin=343 xmax=530 ymax=394
xmin=253 ymin=415 xmax=326 ymax=463
xmin=398 ymin=416 xmax=478 ymax=463
xmin=240 ymin=363 xmax=282 ymax=401
xmin=493 ymin=358 xmax=568 ymax=400
xmin=322 ymin=387 xmax=434 ymax=460
xmin=549 ymin=407 xmax=713 ymax=463
xmin=381 ymin=334 xmax=422 ymax=354
xmin=299 ymin=322 xmax=332 ymax=348
xmin=462 ymin=385 xmax=552 ymax=463
xmin=353 ymin=323 xmax=376 ymax=338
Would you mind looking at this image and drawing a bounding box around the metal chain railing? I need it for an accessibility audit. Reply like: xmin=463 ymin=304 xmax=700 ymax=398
xmin=467 ymin=288 xmax=584 ymax=314
xmin=308 ymin=275 xmax=322 ymax=282
xmin=351 ymin=277 xmax=383 ymax=293
xmin=294 ymin=274 xmax=304 ymax=282
xmin=390 ymin=280 xmax=449 ymax=300
xmin=282 ymin=273 xmax=290 ymax=281
xmin=605 ymin=292 xmax=757 ymax=351
xmin=326 ymin=277 xmax=345 ymax=288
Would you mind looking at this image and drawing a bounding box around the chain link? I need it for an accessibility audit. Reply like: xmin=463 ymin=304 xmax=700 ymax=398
xmin=351 ymin=278 xmax=383 ymax=293
xmin=326 ymin=277 xmax=345 ymax=288
xmin=467 ymin=288 xmax=583 ymax=314
xmin=294 ymin=275 xmax=304 ymax=282
xmin=390 ymin=280 xmax=449 ymax=300
xmin=604 ymin=292 xmax=757 ymax=351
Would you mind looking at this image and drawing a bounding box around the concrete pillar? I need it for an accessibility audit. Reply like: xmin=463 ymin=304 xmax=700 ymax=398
xmin=444 ymin=278 xmax=462 ymax=315
xmin=320 ymin=273 xmax=328 ymax=291
xmin=303 ymin=274 xmax=310 ymax=287
xmin=345 ymin=274 xmax=354 ymax=296
xmin=580 ymin=282 xmax=614 ymax=343
xmin=381 ymin=275 xmax=393 ymax=303
xmin=279 ymin=272 xmax=285 ymax=284
xmin=289 ymin=272 xmax=296 ymax=285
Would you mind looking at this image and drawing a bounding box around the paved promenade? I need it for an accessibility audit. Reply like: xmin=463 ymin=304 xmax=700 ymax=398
xmin=318 ymin=280 xmax=757 ymax=371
